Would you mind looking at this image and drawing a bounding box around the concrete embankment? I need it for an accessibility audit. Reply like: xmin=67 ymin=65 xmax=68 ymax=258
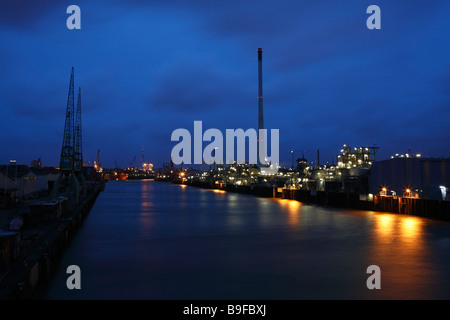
xmin=0 ymin=181 xmax=104 ymax=300
xmin=175 ymin=180 xmax=450 ymax=222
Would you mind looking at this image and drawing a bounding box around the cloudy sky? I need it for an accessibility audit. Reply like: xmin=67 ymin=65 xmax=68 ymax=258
xmin=1 ymin=0 xmax=450 ymax=168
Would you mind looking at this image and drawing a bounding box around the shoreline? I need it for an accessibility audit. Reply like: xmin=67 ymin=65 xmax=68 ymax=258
xmin=161 ymin=179 xmax=450 ymax=223
xmin=0 ymin=181 xmax=105 ymax=300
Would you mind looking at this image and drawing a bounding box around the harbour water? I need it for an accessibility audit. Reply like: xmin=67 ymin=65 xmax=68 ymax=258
xmin=41 ymin=180 xmax=450 ymax=299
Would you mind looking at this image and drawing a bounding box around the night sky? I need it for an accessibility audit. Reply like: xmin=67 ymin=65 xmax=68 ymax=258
xmin=1 ymin=0 xmax=450 ymax=169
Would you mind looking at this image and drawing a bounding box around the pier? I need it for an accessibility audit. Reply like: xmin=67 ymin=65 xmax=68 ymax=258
xmin=0 ymin=181 xmax=104 ymax=299
xmin=0 ymin=68 xmax=107 ymax=299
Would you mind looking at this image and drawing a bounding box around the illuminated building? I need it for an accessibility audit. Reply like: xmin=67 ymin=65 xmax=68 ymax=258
xmin=336 ymin=145 xmax=378 ymax=169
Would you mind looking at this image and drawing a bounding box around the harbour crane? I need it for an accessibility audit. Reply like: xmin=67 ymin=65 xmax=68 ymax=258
xmin=52 ymin=67 xmax=86 ymax=203
xmin=94 ymin=149 xmax=102 ymax=172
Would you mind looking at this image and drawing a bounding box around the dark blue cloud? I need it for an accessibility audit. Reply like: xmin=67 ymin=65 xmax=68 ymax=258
xmin=0 ymin=0 xmax=59 ymax=27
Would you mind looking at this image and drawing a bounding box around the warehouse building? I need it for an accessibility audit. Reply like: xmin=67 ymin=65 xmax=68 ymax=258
xmin=370 ymin=156 xmax=450 ymax=201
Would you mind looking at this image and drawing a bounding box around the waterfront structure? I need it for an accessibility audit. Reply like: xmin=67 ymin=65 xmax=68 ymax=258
xmin=93 ymin=149 xmax=102 ymax=173
xmin=336 ymin=145 xmax=378 ymax=169
xmin=30 ymin=158 xmax=42 ymax=168
xmin=31 ymin=167 xmax=59 ymax=195
xmin=370 ymin=156 xmax=450 ymax=200
xmin=0 ymin=165 xmax=60 ymax=203
xmin=74 ymin=87 xmax=84 ymax=173
xmin=52 ymin=68 xmax=86 ymax=204
xmin=60 ymin=68 xmax=76 ymax=173
xmin=156 ymin=142 xmax=450 ymax=204
xmin=0 ymin=171 xmax=16 ymax=208
xmin=0 ymin=165 xmax=38 ymax=200
xmin=181 ymin=144 xmax=377 ymax=195
xmin=18 ymin=170 xmax=42 ymax=199
xmin=0 ymin=68 xmax=103 ymax=299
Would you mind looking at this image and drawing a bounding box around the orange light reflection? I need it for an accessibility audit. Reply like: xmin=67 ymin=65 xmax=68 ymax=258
xmin=276 ymin=199 xmax=301 ymax=227
xmin=371 ymin=213 xmax=431 ymax=298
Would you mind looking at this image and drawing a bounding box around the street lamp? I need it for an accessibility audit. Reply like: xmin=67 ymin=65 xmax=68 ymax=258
xmin=405 ymin=188 xmax=411 ymax=198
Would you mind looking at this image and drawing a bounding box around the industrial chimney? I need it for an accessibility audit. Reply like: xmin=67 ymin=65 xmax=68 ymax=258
xmin=257 ymin=48 xmax=265 ymax=167
xmin=258 ymin=48 xmax=264 ymax=132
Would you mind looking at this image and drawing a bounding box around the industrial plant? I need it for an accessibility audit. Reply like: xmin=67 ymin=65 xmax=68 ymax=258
xmin=154 ymin=48 xmax=450 ymax=220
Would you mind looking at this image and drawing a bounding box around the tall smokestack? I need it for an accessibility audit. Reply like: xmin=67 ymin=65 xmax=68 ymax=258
xmin=258 ymin=48 xmax=264 ymax=132
xmin=257 ymin=48 xmax=265 ymax=167
xmin=317 ymin=149 xmax=320 ymax=169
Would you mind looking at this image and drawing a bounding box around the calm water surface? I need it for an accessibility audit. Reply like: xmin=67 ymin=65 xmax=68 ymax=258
xmin=42 ymin=180 xmax=450 ymax=299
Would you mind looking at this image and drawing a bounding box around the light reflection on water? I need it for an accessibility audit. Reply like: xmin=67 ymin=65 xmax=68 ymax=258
xmin=276 ymin=198 xmax=301 ymax=228
xmin=369 ymin=214 xmax=439 ymax=299
xmin=42 ymin=180 xmax=450 ymax=300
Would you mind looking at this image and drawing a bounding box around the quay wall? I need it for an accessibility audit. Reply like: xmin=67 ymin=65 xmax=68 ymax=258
xmin=0 ymin=182 xmax=104 ymax=300
xmin=177 ymin=180 xmax=450 ymax=222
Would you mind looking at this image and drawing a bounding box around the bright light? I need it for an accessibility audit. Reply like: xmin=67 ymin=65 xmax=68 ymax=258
xmin=440 ymin=186 xmax=447 ymax=200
